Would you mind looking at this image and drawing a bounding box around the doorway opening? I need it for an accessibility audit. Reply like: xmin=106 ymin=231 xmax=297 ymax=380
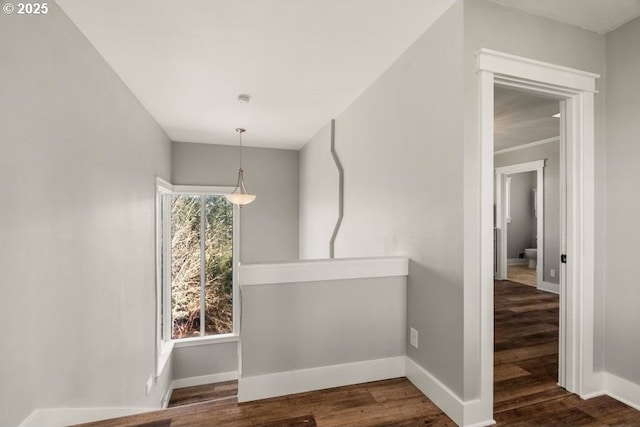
xmin=493 ymin=86 xmax=563 ymax=414
xmin=474 ymin=49 xmax=600 ymax=424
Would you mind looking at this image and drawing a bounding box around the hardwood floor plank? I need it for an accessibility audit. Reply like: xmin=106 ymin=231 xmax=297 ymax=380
xmin=494 ymin=341 xmax=558 ymax=364
xmin=494 ymin=363 xmax=531 ymax=382
xmin=494 ymin=394 xmax=582 ymax=423
xmin=507 ymin=301 xmax=560 ymax=313
xmin=314 ymin=395 xmax=448 ymax=427
xmin=168 ymin=380 xmax=238 ymax=407
xmin=365 ymin=377 xmax=424 ymax=403
xmin=576 ymin=395 xmax=640 ymax=425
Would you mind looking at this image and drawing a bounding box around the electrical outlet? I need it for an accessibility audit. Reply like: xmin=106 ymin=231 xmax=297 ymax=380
xmin=410 ymin=327 xmax=418 ymax=349
xmin=146 ymin=375 xmax=155 ymax=396
xmin=550 ymin=269 xmax=556 ymax=278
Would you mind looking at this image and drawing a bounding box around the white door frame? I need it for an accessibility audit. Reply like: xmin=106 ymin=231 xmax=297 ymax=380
xmin=475 ymin=49 xmax=600 ymax=423
xmin=495 ymin=160 xmax=545 ymax=287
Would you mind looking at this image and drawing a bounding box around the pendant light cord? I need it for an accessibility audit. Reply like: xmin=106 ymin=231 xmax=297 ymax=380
xmin=236 ymin=128 xmax=245 ymax=169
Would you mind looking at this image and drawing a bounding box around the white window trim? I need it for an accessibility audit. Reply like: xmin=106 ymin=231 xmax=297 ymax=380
xmin=155 ymin=178 xmax=240 ymax=363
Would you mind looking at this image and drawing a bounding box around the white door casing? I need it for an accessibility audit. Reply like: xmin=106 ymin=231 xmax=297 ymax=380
xmin=470 ymin=48 xmax=599 ymax=424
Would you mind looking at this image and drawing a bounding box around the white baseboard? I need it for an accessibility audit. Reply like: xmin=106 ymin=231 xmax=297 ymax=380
xmin=238 ymin=356 xmax=405 ymax=403
xmin=405 ymin=357 xmax=464 ymax=425
xmin=405 ymin=358 xmax=494 ymax=427
xmin=507 ymin=258 xmax=528 ymax=265
xmin=603 ymin=372 xmax=640 ymax=411
xmin=538 ymin=281 xmax=559 ymax=294
xmin=19 ymin=407 xmax=158 ymax=427
xmin=164 ymin=371 xmax=239 ymax=408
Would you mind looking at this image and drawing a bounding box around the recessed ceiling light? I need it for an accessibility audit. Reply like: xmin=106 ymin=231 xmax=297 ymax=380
xmin=552 ymin=113 xmax=560 ymax=118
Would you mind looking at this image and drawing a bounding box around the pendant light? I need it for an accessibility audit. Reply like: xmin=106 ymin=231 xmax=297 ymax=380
xmin=225 ymin=128 xmax=256 ymax=206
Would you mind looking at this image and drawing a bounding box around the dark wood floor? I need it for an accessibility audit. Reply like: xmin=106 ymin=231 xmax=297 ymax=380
xmin=75 ymin=280 xmax=640 ymax=427
xmin=167 ymin=381 xmax=238 ymax=408
xmin=493 ymin=280 xmax=640 ymax=426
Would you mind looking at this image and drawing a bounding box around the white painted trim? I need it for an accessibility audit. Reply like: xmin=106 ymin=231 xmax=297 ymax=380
xmin=496 ymin=159 xmax=545 ymax=175
xmin=507 ymin=258 xmax=528 ymax=265
xmin=237 ymin=356 xmax=405 ymax=403
xmin=494 ymin=136 xmax=559 ymax=155
xmin=603 ymin=373 xmax=640 ymax=411
xmin=406 ymin=357 xmax=464 ymax=425
xmin=171 ymin=371 xmax=239 ymax=390
xmin=172 ymin=334 xmax=239 ymax=348
xmin=172 ymin=184 xmax=235 ymax=194
xmin=495 ymin=160 xmax=545 ymax=293
xmin=539 ymin=281 xmax=560 ymax=294
xmin=156 ymin=340 xmax=173 ymax=378
xmin=19 ymin=407 xmax=158 ymax=427
xmin=156 ymin=176 xmax=173 ymax=193
xmin=476 ymin=49 xmax=598 ymax=423
xmin=406 ymin=358 xmax=495 ymax=427
xmin=240 ymin=256 xmax=409 ymax=286
xmin=477 ymin=49 xmax=599 ymax=92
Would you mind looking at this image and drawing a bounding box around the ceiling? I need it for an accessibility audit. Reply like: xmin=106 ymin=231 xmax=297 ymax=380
xmin=494 ymin=87 xmax=560 ymax=152
xmin=57 ymin=0 xmax=456 ymax=149
xmin=488 ymin=0 xmax=640 ymax=34
xmin=57 ymin=1 xmax=639 ymax=150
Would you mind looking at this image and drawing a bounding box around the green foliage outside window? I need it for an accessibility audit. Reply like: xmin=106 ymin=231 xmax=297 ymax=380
xmin=170 ymin=194 xmax=233 ymax=339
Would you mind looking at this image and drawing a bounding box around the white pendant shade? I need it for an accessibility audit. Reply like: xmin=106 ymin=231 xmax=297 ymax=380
xmin=225 ymin=192 xmax=256 ymax=205
xmin=225 ymin=168 xmax=256 ymax=205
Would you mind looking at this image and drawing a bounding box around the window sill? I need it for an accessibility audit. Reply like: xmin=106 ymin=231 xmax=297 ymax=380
xmin=172 ymin=334 xmax=239 ymax=348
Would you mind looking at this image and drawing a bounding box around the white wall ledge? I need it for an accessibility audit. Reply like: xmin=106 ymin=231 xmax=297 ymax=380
xmin=239 ymin=256 xmax=409 ymax=286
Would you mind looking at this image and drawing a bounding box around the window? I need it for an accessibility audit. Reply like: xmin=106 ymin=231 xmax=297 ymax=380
xmin=156 ymin=180 xmax=238 ymax=356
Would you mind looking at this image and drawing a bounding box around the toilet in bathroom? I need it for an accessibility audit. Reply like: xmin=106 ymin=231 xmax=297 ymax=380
xmin=525 ymin=248 xmax=537 ymax=269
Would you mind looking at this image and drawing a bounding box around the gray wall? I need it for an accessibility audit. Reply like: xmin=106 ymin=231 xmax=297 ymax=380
xmin=171 ymin=142 xmax=299 ymax=380
xmin=241 ymin=277 xmax=406 ymax=377
xmin=300 ymin=1 xmax=465 ymax=396
xmin=0 ymin=4 xmax=172 ymax=426
xmin=604 ymin=16 xmax=640 ymax=385
xmin=172 ymin=142 xmax=299 ymax=264
xmin=463 ymin=0 xmax=607 ymax=394
xmin=172 ymin=343 xmax=238 ymax=380
xmin=506 ymin=172 xmax=537 ymax=260
xmin=299 ymin=122 xmax=338 ymax=259
xmin=496 ymin=142 xmax=561 ymax=283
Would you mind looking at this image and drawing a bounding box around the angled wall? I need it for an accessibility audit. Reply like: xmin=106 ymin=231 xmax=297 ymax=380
xmin=299 ymin=122 xmax=338 ymax=259
xmin=0 ymin=3 xmax=172 ymax=426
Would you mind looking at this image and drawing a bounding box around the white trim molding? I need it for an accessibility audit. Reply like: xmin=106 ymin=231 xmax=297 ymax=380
xmin=603 ymin=372 xmax=640 ymax=411
xmin=240 ymin=256 xmax=409 ymax=286
xmin=473 ymin=48 xmax=600 ymax=423
xmin=171 ymin=371 xmax=239 ymax=390
xmin=495 ymin=160 xmax=545 ymax=287
xmin=539 ymin=281 xmax=560 ymax=294
xmin=406 ymin=358 xmax=495 ymax=427
xmin=238 ymin=356 xmax=406 ymax=403
xmin=477 ymin=49 xmax=599 ymax=93
xmin=494 ymin=136 xmax=559 ymax=155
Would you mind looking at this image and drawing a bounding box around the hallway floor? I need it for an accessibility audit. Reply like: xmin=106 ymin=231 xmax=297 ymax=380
xmin=494 ymin=280 xmax=640 ymax=425
xmin=507 ymin=264 xmax=537 ymax=287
